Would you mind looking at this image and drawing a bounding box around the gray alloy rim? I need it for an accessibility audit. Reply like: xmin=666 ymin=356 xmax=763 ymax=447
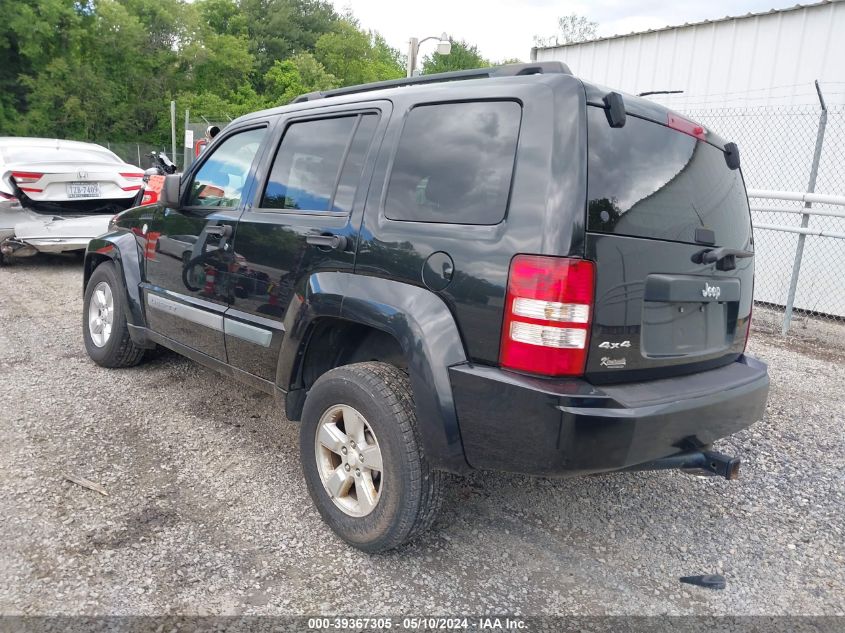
xmin=314 ymin=404 xmax=384 ymax=517
xmin=87 ymin=281 xmax=114 ymax=348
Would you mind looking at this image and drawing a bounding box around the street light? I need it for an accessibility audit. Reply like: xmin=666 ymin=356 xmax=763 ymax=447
xmin=407 ymin=32 xmax=451 ymax=77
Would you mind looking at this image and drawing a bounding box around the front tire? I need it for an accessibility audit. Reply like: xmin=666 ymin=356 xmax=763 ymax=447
xmin=299 ymin=362 xmax=444 ymax=552
xmin=82 ymin=261 xmax=145 ymax=368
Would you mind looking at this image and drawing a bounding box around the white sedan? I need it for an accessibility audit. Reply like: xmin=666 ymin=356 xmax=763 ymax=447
xmin=0 ymin=137 xmax=145 ymax=259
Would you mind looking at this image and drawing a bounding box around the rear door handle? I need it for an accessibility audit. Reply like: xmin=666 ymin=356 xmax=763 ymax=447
xmin=306 ymin=233 xmax=348 ymax=251
xmin=692 ymin=247 xmax=754 ymax=271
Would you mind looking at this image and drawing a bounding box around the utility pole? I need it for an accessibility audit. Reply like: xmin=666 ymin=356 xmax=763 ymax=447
xmin=406 ymin=37 xmax=419 ymax=78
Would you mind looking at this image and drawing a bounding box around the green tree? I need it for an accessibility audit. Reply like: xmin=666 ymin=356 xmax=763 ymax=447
xmin=2 ymin=0 xmax=413 ymax=147
xmin=315 ymin=20 xmax=403 ymax=86
xmin=534 ymin=14 xmax=598 ymax=47
xmin=239 ymin=0 xmax=340 ymax=80
xmin=198 ymin=0 xmax=249 ymax=37
xmin=264 ymin=53 xmax=338 ymax=104
xmin=421 ymin=40 xmax=489 ymax=74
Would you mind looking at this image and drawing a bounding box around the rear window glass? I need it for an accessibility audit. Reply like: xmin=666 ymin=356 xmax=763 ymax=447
xmin=587 ymin=107 xmax=751 ymax=248
xmin=385 ymin=101 xmax=521 ymax=225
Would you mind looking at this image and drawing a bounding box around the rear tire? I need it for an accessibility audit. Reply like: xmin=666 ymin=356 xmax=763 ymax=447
xmin=83 ymin=261 xmax=146 ymax=368
xmin=299 ymin=362 xmax=444 ymax=552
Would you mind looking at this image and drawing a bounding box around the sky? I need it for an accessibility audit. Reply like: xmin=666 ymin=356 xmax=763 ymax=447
xmin=331 ymin=0 xmax=808 ymax=62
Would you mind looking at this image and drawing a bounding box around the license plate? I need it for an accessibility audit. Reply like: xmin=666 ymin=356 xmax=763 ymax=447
xmin=67 ymin=182 xmax=101 ymax=198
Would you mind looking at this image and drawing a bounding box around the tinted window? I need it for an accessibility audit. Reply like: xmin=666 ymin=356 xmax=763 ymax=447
xmin=187 ymin=128 xmax=266 ymax=208
xmin=385 ymin=101 xmax=521 ymax=225
xmin=262 ymin=114 xmax=377 ymax=212
xmin=332 ymin=115 xmax=378 ymax=212
xmin=587 ymin=108 xmax=751 ymax=247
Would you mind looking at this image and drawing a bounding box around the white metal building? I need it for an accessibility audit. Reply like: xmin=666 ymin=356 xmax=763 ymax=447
xmin=532 ymin=1 xmax=845 ymax=319
xmin=531 ymin=0 xmax=845 ymax=109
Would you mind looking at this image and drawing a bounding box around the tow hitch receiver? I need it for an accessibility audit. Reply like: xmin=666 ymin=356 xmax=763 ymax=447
xmin=625 ymin=450 xmax=741 ymax=480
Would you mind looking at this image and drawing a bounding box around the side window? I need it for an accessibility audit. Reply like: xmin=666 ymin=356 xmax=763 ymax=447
xmin=186 ymin=128 xmax=266 ymax=208
xmin=261 ymin=113 xmax=378 ymax=212
xmin=332 ymin=115 xmax=378 ymax=213
xmin=385 ymin=101 xmax=521 ymax=225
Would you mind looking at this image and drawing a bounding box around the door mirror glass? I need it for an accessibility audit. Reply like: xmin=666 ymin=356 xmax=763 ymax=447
xmin=160 ymin=173 xmax=181 ymax=208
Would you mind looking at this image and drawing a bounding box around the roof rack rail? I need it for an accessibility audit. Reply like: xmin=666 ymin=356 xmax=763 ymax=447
xmin=292 ymin=61 xmax=571 ymax=103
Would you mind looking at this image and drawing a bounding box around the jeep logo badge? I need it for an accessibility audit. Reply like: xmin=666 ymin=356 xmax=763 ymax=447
xmin=702 ymin=282 xmax=721 ymax=299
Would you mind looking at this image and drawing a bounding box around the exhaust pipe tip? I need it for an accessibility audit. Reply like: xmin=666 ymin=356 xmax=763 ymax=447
xmin=726 ymin=457 xmax=741 ymax=480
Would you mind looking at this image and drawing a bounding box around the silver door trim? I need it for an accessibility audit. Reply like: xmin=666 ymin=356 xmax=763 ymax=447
xmin=225 ymin=306 xmax=285 ymax=332
xmin=147 ymin=293 xmax=224 ymax=331
xmin=223 ymin=318 xmax=273 ymax=348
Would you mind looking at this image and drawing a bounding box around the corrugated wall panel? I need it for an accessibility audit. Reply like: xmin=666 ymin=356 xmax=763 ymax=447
xmin=535 ymin=1 xmax=845 ymax=108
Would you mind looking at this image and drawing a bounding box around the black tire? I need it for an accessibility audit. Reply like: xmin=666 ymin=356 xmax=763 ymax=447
xmin=299 ymin=362 xmax=445 ymax=552
xmin=82 ymin=261 xmax=146 ymax=368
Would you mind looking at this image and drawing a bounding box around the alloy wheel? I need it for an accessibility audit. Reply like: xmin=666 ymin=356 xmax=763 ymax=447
xmin=314 ymin=404 xmax=383 ymax=517
xmin=87 ymin=281 xmax=114 ymax=347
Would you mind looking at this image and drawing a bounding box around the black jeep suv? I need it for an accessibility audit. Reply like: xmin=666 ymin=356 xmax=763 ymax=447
xmin=82 ymin=62 xmax=769 ymax=552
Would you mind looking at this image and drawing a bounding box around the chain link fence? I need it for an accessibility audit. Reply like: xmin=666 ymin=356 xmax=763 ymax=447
xmin=183 ymin=117 xmax=231 ymax=171
xmin=96 ymin=141 xmax=172 ymax=171
xmin=686 ymin=101 xmax=845 ymax=333
xmin=96 ymin=111 xmax=232 ymax=172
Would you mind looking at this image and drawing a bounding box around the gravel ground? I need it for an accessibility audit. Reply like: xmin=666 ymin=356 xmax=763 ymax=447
xmin=0 ymin=254 xmax=843 ymax=617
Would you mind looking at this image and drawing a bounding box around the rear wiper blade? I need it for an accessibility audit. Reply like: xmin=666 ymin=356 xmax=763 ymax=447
xmin=692 ymin=247 xmax=754 ymax=271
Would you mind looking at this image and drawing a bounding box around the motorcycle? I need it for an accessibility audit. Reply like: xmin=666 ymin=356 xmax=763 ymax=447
xmin=139 ymin=151 xmax=178 ymax=206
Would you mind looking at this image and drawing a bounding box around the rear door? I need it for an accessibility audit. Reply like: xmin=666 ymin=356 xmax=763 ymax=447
xmin=585 ymin=106 xmax=753 ymax=383
xmin=224 ymin=103 xmax=388 ymax=381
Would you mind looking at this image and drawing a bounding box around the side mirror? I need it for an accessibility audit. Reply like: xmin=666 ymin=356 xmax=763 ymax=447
xmin=161 ymin=173 xmax=182 ymax=208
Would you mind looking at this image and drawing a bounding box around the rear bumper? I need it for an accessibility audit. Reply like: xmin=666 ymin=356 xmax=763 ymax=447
xmin=449 ymin=355 xmax=769 ymax=477
xmin=3 ymin=213 xmax=111 ymax=254
xmin=10 ymin=237 xmax=92 ymax=252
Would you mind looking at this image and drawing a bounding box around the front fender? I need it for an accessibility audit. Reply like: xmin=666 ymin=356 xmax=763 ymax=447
xmin=84 ymin=230 xmax=149 ymax=341
xmin=278 ymin=272 xmax=471 ymax=474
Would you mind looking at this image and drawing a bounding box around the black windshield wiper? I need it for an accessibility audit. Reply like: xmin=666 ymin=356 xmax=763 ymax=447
xmin=692 ymin=247 xmax=754 ymax=271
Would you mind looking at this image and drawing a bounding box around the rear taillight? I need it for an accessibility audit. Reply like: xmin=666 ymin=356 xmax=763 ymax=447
xmin=120 ymin=172 xmax=145 ymax=191
xmin=141 ymin=190 xmax=158 ymax=205
xmin=11 ymin=171 xmax=44 ymax=192
xmin=500 ymin=255 xmax=596 ymax=377
xmin=667 ymin=113 xmax=706 ymax=140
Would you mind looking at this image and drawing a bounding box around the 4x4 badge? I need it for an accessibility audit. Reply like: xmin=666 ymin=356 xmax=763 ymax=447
xmin=598 ymin=340 xmax=631 ymax=349
xmin=702 ymin=282 xmax=721 ymax=299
